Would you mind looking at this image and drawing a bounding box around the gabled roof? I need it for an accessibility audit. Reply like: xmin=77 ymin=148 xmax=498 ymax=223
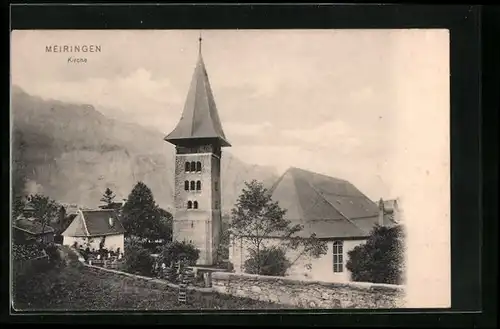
xmin=164 ymin=49 xmax=231 ymax=147
xmin=268 ymin=167 xmax=380 ymax=239
xmin=14 ymin=219 xmax=55 ymax=235
xmin=61 ymin=209 xmax=126 ymax=237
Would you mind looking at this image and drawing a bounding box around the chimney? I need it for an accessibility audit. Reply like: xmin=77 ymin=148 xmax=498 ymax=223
xmin=378 ymin=198 xmax=385 ymax=226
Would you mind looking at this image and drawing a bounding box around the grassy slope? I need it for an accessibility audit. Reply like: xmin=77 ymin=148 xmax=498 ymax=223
xmin=13 ymin=257 xmax=288 ymax=311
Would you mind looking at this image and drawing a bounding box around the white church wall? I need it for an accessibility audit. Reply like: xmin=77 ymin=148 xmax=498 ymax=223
xmin=229 ymin=236 xmax=367 ymax=283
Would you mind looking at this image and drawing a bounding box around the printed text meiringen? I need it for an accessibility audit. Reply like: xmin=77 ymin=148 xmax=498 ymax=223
xmin=45 ymin=45 xmax=102 ymax=53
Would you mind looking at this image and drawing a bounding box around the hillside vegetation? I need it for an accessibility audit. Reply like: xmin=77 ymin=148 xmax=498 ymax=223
xmin=13 ymin=258 xmax=287 ymax=310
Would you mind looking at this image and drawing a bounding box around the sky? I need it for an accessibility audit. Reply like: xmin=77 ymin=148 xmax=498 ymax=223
xmin=11 ymin=29 xmax=451 ymax=308
xmin=11 ymin=29 xmax=447 ymax=201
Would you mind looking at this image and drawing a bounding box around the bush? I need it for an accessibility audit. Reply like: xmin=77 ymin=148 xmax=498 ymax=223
xmin=44 ymin=243 xmax=60 ymax=262
xmin=346 ymin=225 xmax=405 ymax=285
xmin=158 ymin=241 xmax=200 ymax=267
xmin=124 ymin=241 xmax=154 ymax=276
xmin=244 ymin=247 xmax=290 ymax=276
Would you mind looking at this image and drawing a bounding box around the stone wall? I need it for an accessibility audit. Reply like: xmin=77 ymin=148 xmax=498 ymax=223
xmin=212 ymin=272 xmax=405 ymax=309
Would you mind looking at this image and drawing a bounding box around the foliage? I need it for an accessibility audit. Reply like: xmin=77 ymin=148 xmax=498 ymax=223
xmin=124 ymin=238 xmax=154 ymax=276
xmin=11 ymin=128 xmax=27 ymax=218
xmin=346 ymin=225 xmax=406 ymax=285
xmin=230 ymin=180 xmax=328 ymax=275
xmin=216 ymin=220 xmax=231 ymax=262
xmin=121 ymin=182 xmax=173 ymax=241
xmin=100 ymin=187 xmax=116 ymax=208
xmin=12 ymin=243 xmax=46 ymax=261
xmin=44 ymin=242 xmax=60 ymax=262
xmin=27 ymin=194 xmax=60 ymax=244
xmin=244 ymin=246 xmax=291 ymax=276
xmin=158 ymin=240 xmax=200 ymax=267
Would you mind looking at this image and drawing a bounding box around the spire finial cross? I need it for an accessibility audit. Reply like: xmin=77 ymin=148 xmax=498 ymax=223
xmin=198 ymin=31 xmax=202 ymax=55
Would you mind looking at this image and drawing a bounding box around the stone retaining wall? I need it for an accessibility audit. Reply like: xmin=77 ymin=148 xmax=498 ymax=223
xmin=212 ymin=272 xmax=406 ymax=309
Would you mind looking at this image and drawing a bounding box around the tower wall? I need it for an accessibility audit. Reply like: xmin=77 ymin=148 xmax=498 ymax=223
xmin=172 ymin=145 xmax=222 ymax=265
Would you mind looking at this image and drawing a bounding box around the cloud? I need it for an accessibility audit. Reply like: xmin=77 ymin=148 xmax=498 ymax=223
xmin=282 ymin=120 xmax=361 ymax=152
xmin=224 ymin=121 xmax=274 ymax=137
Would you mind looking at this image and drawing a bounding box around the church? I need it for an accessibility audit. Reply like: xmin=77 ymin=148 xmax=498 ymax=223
xmin=164 ymin=37 xmax=400 ymax=280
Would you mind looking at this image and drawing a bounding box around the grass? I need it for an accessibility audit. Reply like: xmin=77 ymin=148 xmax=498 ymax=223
xmin=13 ymin=253 xmax=289 ymax=311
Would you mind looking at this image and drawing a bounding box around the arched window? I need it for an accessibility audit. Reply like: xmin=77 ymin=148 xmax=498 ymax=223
xmin=196 ymin=161 xmax=202 ymax=172
xmin=193 ymin=201 xmax=198 ymax=209
xmin=332 ymin=241 xmax=344 ymax=273
xmin=187 ymin=201 xmax=192 ymax=209
xmin=185 ymin=162 xmax=190 ymax=172
xmin=190 ymin=161 xmax=196 ymax=172
xmin=190 ymin=181 xmax=195 ymax=191
xmin=196 ymin=180 xmax=201 ymax=191
xmin=184 ymin=180 xmax=189 ymax=191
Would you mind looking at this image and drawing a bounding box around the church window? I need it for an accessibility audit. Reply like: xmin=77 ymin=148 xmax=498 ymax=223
xmin=190 ymin=161 xmax=196 ymax=172
xmin=196 ymin=180 xmax=202 ymax=191
xmin=332 ymin=241 xmax=344 ymax=273
xmin=196 ymin=161 xmax=202 ymax=172
xmin=187 ymin=201 xmax=193 ymax=209
xmin=193 ymin=201 xmax=198 ymax=209
xmin=184 ymin=180 xmax=189 ymax=191
xmin=190 ymin=181 xmax=195 ymax=190
xmin=185 ymin=162 xmax=190 ymax=172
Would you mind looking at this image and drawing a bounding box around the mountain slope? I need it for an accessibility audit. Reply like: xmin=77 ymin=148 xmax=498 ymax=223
xmin=11 ymin=86 xmax=279 ymax=214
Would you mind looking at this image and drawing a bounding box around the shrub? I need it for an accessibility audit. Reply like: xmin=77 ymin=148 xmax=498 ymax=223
xmin=244 ymin=247 xmax=290 ymax=276
xmin=158 ymin=241 xmax=200 ymax=267
xmin=124 ymin=241 xmax=154 ymax=276
xmin=44 ymin=243 xmax=60 ymax=262
xmin=346 ymin=225 xmax=405 ymax=285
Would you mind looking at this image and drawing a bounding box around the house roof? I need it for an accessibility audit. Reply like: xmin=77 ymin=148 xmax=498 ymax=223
xmin=164 ymin=47 xmax=231 ymax=147
xmin=61 ymin=209 xmax=126 ymax=237
xmin=14 ymin=219 xmax=55 ymax=235
xmin=268 ymin=167 xmax=380 ymax=239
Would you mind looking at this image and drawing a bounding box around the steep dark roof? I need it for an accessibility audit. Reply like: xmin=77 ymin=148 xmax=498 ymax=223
xmin=164 ymin=50 xmax=231 ymax=147
xmin=62 ymin=209 xmax=126 ymax=237
xmin=268 ymin=167 xmax=380 ymax=239
xmin=14 ymin=219 xmax=55 ymax=235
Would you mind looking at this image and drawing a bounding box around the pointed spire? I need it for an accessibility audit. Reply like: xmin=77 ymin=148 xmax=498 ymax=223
xmin=164 ymin=35 xmax=231 ymax=147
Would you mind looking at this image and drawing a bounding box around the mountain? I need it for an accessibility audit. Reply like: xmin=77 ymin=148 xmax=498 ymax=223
xmin=11 ymin=86 xmax=279 ymax=214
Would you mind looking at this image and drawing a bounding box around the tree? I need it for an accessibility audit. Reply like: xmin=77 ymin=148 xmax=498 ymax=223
xmin=124 ymin=238 xmax=154 ymax=276
xmin=230 ymin=180 xmax=328 ymax=276
xmin=100 ymin=187 xmax=116 ymax=209
xmin=244 ymin=246 xmax=291 ymax=276
xmin=121 ymin=181 xmax=172 ymax=241
xmin=28 ymin=194 xmax=59 ymax=244
xmin=11 ymin=128 xmax=27 ymax=218
xmin=158 ymin=240 xmax=200 ymax=267
xmin=346 ymin=225 xmax=405 ymax=285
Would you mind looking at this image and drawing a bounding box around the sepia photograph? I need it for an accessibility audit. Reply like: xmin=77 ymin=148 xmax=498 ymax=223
xmin=10 ymin=29 xmax=451 ymax=311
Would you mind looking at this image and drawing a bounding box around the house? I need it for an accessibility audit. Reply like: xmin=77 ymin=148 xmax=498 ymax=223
xmin=13 ymin=202 xmax=55 ymax=244
xmin=61 ymin=209 xmax=126 ymax=253
xmin=98 ymin=201 xmax=125 ymax=211
xmin=229 ymin=167 xmax=399 ymax=283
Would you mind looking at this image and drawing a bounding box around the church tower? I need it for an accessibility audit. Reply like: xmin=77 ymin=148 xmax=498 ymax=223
xmin=164 ymin=35 xmax=231 ymax=266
